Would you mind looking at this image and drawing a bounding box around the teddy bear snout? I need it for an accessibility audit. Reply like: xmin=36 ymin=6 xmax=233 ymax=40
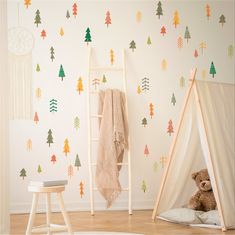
xmin=200 ymin=180 xmax=212 ymax=191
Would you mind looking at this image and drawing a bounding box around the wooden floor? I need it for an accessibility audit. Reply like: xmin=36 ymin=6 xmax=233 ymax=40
xmin=11 ymin=210 xmax=234 ymax=235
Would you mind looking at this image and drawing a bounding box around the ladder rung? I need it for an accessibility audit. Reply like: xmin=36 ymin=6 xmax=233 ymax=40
xmin=90 ymin=67 xmax=123 ymax=71
xmin=91 ymin=162 xmax=128 ymax=166
xmin=93 ymin=187 xmax=129 ymax=191
xmin=90 ymin=114 xmax=103 ymax=118
xmin=90 ymin=91 xmax=99 ymax=94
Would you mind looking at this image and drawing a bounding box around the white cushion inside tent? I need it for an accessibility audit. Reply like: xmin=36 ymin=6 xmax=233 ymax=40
xmin=158 ymin=208 xmax=221 ymax=227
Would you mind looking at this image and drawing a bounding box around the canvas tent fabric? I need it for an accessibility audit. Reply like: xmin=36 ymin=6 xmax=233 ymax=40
xmin=152 ymin=80 xmax=235 ymax=230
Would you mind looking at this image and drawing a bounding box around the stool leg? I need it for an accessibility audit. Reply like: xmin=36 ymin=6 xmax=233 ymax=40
xmin=46 ymin=193 xmax=51 ymax=235
xmin=57 ymin=192 xmax=73 ymax=234
xmin=26 ymin=193 xmax=39 ymax=235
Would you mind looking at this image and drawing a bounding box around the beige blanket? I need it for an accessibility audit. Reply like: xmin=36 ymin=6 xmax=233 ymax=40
xmin=96 ymin=89 xmax=129 ymax=208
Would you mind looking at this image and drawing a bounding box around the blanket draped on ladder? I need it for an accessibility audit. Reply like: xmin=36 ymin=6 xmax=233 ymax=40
xmin=96 ymin=89 xmax=129 ymax=208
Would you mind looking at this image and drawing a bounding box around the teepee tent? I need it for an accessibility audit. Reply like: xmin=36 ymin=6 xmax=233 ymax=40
xmin=152 ymin=69 xmax=235 ymax=231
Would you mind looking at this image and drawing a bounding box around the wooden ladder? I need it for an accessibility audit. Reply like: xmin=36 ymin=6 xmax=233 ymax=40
xmin=87 ymin=47 xmax=132 ymax=215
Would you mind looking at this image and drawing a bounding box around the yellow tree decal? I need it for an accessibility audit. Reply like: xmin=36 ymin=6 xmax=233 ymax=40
xmin=63 ymin=138 xmax=70 ymax=156
xmin=160 ymin=156 xmax=167 ymax=168
xmin=173 ymin=11 xmax=180 ymax=28
xmin=136 ymin=11 xmax=142 ymax=23
xmin=199 ymin=42 xmax=206 ymax=55
xmin=77 ymin=77 xmax=84 ymax=94
xmin=137 ymin=85 xmax=141 ymax=94
xmin=60 ymin=27 xmax=64 ymax=36
xmin=24 ymin=0 xmax=31 ymax=9
xmin=36 ymin=88 xmax=42 ymax=99
xmin=27 ymin=139 xmax=32 ymax=151
xmin=161 ymin=59 xmax=167 ymax=71
xmin=110 ymin=49 xmax=114 ymax=65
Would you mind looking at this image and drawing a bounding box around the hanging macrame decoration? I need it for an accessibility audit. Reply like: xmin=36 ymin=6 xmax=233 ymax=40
xmin=8 ymin=3 xmax=34 ymax=119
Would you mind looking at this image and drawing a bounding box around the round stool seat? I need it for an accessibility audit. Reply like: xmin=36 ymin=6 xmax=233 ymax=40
xmin=28 ymin=185 xmax=65 ymax=193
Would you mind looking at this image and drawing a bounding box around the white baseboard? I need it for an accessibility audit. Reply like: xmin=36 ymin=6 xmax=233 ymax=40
xmin=10 ymin=200 xmax=154 ymax=214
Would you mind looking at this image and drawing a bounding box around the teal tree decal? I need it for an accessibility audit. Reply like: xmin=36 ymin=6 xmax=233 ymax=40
xmin=34 ymin=9 xmax=41 ymax=27
xmin=156 ymin=1 xmax=163 ymax=19
xmin=49 ymin=99 xmax=57 ymax=113
xmin=85 ymin=27 xmax=92 ymax=45
xmin=209 ymin=62 xmax=216 ymax=78
xmin=59 ymin=65 xmax=65 ymax=81
xmin=47 ymin=129 xmax=54 ymax=147
xmin=20 ymin=168 xmax=27 ymax=180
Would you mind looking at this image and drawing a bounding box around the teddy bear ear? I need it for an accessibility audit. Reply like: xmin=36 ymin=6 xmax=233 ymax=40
xmin=192 ymin=172 xmax=198 ymax=180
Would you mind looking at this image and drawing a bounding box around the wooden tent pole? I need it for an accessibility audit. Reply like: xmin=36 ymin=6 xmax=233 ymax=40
xmin=152 ymin=68 xmax=197 ymax=220
xmin=193 ymin=83 xmax=226 ymax=231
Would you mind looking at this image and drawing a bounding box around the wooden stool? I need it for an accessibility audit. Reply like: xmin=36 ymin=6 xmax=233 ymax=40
xmin=26 ymin=185 xmax=73 ymax=235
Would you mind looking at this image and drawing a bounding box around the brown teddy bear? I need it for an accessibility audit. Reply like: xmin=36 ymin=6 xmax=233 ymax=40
xmin=188 ymin=169 xmax=217 ymax=212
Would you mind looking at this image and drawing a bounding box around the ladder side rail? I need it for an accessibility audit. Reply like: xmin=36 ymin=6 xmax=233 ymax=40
xmin=122 ymin=49 xmax=132 ymax=215
xmin=87 ymin=47 xmax=95 ymax=215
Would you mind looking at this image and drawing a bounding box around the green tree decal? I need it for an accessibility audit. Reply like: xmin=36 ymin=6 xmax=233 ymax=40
xmin=34 ymin=9 xmax=41 ymax=27
xmin=228 ymin=45 xmax=233 ymax=58
xmin=219 ymin=14 xmax=226 ymax=27
xmin=180 ymin=76 xmax=185 ymax=87
xmin=142 ymin=118 xmax=147 ymax=127
xmin=184 ymin=26 xmax=191 ymax=43
xmin=153 ymin=161 xmax=158 ymax=172
xmin=47 ymin=129 xmax=53 ymax=147
xmin=102 ymin=75 xmax=107 ymax=83
xmin=59 ymin=64 xmax=65 ymax=81
xmin=75 ymin=154 xmax=81 ymax=170
xmin=129 ymin=40 xmax=136 ymax=52
xmin=209 ymin=62 xmax=216 ymax=78
xmin=37 ymin=165 xmax=42 ymax=173
xmin=36 ymin=64 xmax=40 ymax=72
xmin=171 ymin=93 xmax=176 ymax=106
xmin=66 ymin=10 xmax=70 ymax=19
xmin=141 ymin=180 xmax=147 ymax=193
xmin=147 ymin=36 xmax=151 ymax=45
xmin=50 ymin=47 xmax=55 ymax=62
xmin=156 ymin=1 xmax=163 ymax=19
xmin=20 ymin=168 xmax=27 ymax=180
xmin=85 ymin=27 xmax=92 ymax=45
xmin=74 ymin=117 xmax=80 ymax=130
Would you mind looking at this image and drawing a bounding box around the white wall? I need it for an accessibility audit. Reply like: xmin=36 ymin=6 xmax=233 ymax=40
xmin=8 ymin=0 xmax=234 ymax=213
